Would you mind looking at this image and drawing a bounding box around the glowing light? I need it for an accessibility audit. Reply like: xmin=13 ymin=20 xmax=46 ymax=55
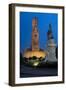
xmin=33 ymin=62 xmax=39 ymax=66
xmin=23 ymin=50 xmax=46 ymax=58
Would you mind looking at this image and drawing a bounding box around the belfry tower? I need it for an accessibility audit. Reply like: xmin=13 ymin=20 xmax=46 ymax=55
xmin=23 ymin=17 xmax=46 ymax=58
xmin=47 ymin=24 xmax=57 ymax=62
xmin=32 ymin=17 xmax=39 ymax=51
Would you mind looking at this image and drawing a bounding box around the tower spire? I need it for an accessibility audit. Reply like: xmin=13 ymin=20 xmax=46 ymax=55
xmin=32 ymin=17 xmax=38 ymax=28
xmin=47 ymin=24 xmax=53 ymax=39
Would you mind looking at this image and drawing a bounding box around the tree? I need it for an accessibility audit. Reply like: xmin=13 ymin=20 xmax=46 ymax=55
xmin=32 ymin=56 xmax=37 ymax=60
xmin=29 ymin=57 xmax=32 ymax=60
xmin=39 ymin=57 xmax=43 ymax=60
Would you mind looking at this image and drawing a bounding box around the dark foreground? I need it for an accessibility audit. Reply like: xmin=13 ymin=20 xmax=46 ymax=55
xmin=20 ymin=63 xmax=58 ymax=78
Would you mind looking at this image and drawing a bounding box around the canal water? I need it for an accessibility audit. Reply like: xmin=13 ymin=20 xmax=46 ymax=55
xmin=20 ymin=64 xmax=58 ymax=78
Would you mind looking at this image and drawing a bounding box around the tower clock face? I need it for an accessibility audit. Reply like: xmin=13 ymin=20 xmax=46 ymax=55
xmin=32 ymin=33 xmax=39 ymax=44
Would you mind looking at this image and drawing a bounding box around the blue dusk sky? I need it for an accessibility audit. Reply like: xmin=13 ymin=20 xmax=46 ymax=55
xmin=20 ymin=12 xmax=58 ymax=52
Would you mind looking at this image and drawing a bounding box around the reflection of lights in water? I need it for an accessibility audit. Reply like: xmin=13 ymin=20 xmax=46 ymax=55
xmin=33 ymin=62 xmax=39 ymax=66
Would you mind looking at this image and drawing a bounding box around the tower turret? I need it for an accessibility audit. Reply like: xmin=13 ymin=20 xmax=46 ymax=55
xmin=47 ymin=24 xmax=53 ymax=40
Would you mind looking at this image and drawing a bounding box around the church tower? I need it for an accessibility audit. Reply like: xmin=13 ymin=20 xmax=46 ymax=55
xmin=23 ymin=17 xmax=46 ymax=59
xmin=32 ymin=17 xmax=39 ymax=51
xmin=47 ymin=24 xmax=57 ymax=62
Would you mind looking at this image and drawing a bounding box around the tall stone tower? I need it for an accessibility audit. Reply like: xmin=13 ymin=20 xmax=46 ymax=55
xmin=23 ymin=17 xmax=46 ymax=58
xmin=47 ymin=24 xmax=57 ymax=62
xmin=32 ymin=17 xmax=39 ymax=51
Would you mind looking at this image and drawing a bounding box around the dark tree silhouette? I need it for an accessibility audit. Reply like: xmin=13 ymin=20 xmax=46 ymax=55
xmin=32 ymin=56 xmax=37 ymax=60
xmin=29 ymin=57 xmax=32 ymax=60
